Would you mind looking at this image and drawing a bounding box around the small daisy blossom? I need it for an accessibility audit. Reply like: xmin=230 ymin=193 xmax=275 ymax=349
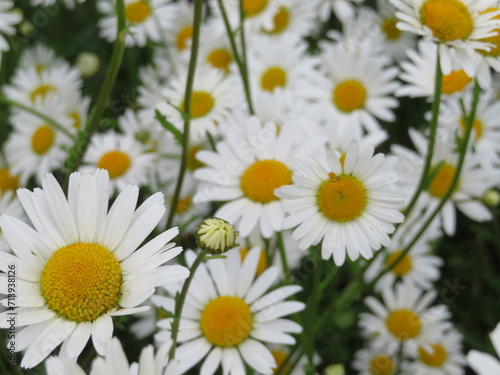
xmin=156 ymin=248 xmax=305 ymax=375
xmin=389 ymin=0 xmax=500 ymax=75
xmin=275 ymin=143 xmax=405 ymax=266
xmin=0 ymin=170 xmax=189 ymax=368
xmin=352 ymin=341 xmax=400 ymax=375
xmin=467 ymin=322 xmax=500 ymax=374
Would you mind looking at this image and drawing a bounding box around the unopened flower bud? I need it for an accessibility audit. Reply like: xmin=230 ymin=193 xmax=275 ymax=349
xmin=76 ymin=52 xmax=100 ymax=78
xmin=483 ymin=189 xmax=500 ymax=207
xmin=195 ymin=217 xmax=239 ymax=254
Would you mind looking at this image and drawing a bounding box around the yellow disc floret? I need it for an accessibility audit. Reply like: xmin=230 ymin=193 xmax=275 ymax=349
xmin=240 ymin=247 xmax=268 ymax=276
xmin=200 ymin=296 xmax=253 ymax=347
xmin=420 ymin=0 xmax=473 ymax=42
xmin=381 ymin=18 xmax=401 ymax=40
xmin=125 ymin=1 xmax=151 ymax=23
xmin=176 ymin=26 xmax=193 ymax=50
xmin=175 ymin=195 xmax=192 ymax=214
xmin=418 ymin=343 xmax=448 ymax=367
xmin=271 ymin=350 xmax=291 ymax=374
xmin=386 ymin=309 xmax=422 ymax=340
xmin=30 ymin=84 xmax=57 ymax=103
xmin=243 ymin=0 xmax=268 ymax=17
xmin=264 ymin=7 xmax=290 ymax=34
xmin=98 ymin=150 xmax=131 ymax=179
xmin=182 ymin=92 xmax=215 ymax=118
xmin=0 ymin=168 xmax=20 ymax=193
xmin=441 ymin=69 xmax=472 ymax=94
xmin=241 ymin=160 xmax=292 ymax=203
xmin=369 ymin=354 xmax=395 ymax=375
xmin=32 ymin=125 xmax=55 ymax=155
xmin=187 ymin=146 xmax=205 ymax=171
xmin=478 ymin=8 xmax=500 ymax=57
xmin=207 ymin=49 xmax=233 ymax=73
xmin=386 ymin=251 xmax=413 ymax=277
xmin=40 ymin=243 xmax=122 ymax=322
xmin=261 ymin=67 xmax=287 ymax=92
xmin=428 ymin=163 xmax=457 ymax=198
xmin=333 ymin=80 xmax=367 ymax=113
xmin=459 ymin=117 xmax=483 ymax=140
xmin=317 ymin=174 xmax=367 ymax=222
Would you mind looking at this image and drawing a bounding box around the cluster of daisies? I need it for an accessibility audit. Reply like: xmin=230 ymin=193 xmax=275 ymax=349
xmin=0 ymin=0 xmax=500 ymax=373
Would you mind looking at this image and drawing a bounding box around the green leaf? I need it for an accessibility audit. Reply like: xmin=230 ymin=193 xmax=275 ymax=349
xmin=155 ymin=109 xmax=184 ymax=144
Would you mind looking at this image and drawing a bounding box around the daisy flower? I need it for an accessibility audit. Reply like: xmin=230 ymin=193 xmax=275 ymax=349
xmin=218 ymin=0 xmax=282 ymax=34
xmin=275 ymin=143 xmax=405 ymax=265
xmin=98 ymin=0 xmax=174 ymax=47
xmin=157 ymin=66 xmax=243 ymax=143
xmin=310 ymin=43 xmax=400 ymax=135
xmin=156 ymin=248 xmax=304 ymax=374
xmin=316 ymin=0 xmax=363 ymax=22
xmin=359 ymin=283 xmax=451 ymax=350
xmin=467 ymin=322 xmax=500 ymax=374
xmin=18 ymin=43 xmax=59 ymax=73
xmin=80 ymin=131 xmax=157 ymax=193
xmin=4 ymin=96 xmax=74 ymax=185
xmin=405 ymin=328 xmax=466 ymax=375
xmin=163 ymin=1 xmax=197 ymax=53
xmin=0 ymin=170 xmax=189 ymax=368
xmin=397 ymin=40 xmax=474 ymax=99
xmin=389 ymin=0 xmax=500 ymax=75
xmin=0 ymin=1 xmax=22 ymax=59
xmin=352 ymin=342 xmax=400 ymax=375
xmin=193 ymin=116 xmax=319 ymax=238
xmin=196 ymin=18 xmax=235 ymax=74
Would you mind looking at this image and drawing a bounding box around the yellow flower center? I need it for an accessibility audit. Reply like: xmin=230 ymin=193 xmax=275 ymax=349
xmin=418 ymin=343 xmax=448 ymax=367
xmin=30 ymin=84 xmax=57 ymax=103
xmin=0 ymin=168 xmax=20 ymax=193
xmin=271 ymin=350 xmax=291 ymax=374
xmin=386 ymin=251 xmax=413 ymax=277
xmin=420 ymin=0 xmax=473 ymax=42
xmin=187 ymin=146 xmax=205 ymax=171
xmin=386 ymin=309 xmax=422 ymax=340
xmin=459 ymin=117 xmax=483 ymax=140
xmin=264 ymin=7 xmax=290 ymax=34
xmin=381 ymin=18 xmax=402 ymax=40
xmin=31 ymin=125 xmax=55 ymax=155
xmin=200 ymin=296 xmax=253 ymax=347
xmin=317 ymin=174 xmax=367 ymax=222
xmin=333 ymin=80 xmax=367 ymax=113
xmin=441 ymin=69 xmax=472 ymax=94
xmin=240 ymin=247 xmax=268 ymax=276
xmin=243 ymin=0 xmax=268 ymax=17
xmin=125 ymin=1 xmax=151 ymax=23
xmin=261 ymin=67 xmax=287 ymax=92
xmin=240 ymin=160 xmax=292 ymax=203
xmin=175 ymin=195 xmax=191 ymax=214
xmin=428 ymin=163 xmax=457 ymax=198
xmin=97 ymin=150 xmax=131 ymax=179
xmin=176 ymin=26 xmax=193 ymax=50
xmin=478 ymin=8 xmax=500 ymax=56
xmin=181 ymin=92 xmax=214 ymax=118
xmin=40 ymin=243 xmax=122 ymax=322
xmin=369 ymin=354 xmax=395 ymax=375
xmin=69 ymin=111 xmax=82 ymax=129
xmin=207 ymin=49 xmax=233 ymax=73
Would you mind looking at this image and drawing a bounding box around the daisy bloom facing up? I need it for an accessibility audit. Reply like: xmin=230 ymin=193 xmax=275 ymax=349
xmin=156 ymin=248 xmax=305 ymax=374
xmin=275 ymin=143 xmax=405 ymax=265
xmin=0 ymin=170 xmax=189 ymax=368
xmin=352 ymin=342 xmax=400 ymax=375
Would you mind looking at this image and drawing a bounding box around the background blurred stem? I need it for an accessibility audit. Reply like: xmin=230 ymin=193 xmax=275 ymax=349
xmin=61 ymin=0 xmax=127 ymax=183
xmin=165 ymin=0 xmax=203 ymax=229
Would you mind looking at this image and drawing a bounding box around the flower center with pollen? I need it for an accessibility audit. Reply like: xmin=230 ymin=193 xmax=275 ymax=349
xmin=420 ymin=0 xmax=473 ymax=42
xmin=98 ymin=150 xmax=131 ymax=179
xmin=381 ymin=18 xmax=401 ymax=40
xmin=41 ymin=243 xmax=122 ymax=322
xmin=241 ymin=160 xmax=292 ymax=203
xmin=207 ymin=49 xmax=233 ymax=73
xmin=459 ymin=116 xmax=483 ymax=141
xmin=419 ymin=343 xmax=447 ymax=367
xmin=386 ymin=251 xmax=413 ymax=277
xmin=32 ymin=125 xmax=55 ymax=155
xmin=243 ymin=0 xmax=268 ymax=17
xmin=201 ymin=296 xmax=253 ymax=347
xmin=176 ymin=26 xmax=193 ymax=50
xmin=125 ymin=1 xmax=151 ymax=23
xmin=31 ymin=84 xmax=57 ymax=103
xmin=261 ymin=67 xmax=287 ymax=92
xmin=386 ymin=309 xmax=422 ymax=340
xmin=369 ymin=354 xmax=395 ymax=375
xmin=271 ymin=350 xmax=291 ymax=374
xmin=333 ymin=80 xmax=367 ymax=113
xmin=428 ymin=163 xmax=457 ymax=198
xmin=317 ymin=173 xmax=367 ymax=222
xmin=264 ymin=7 xmax=290 ymax=34
xmin=182 ymin=92 xmax=214 ymax=118
xmin=441 ymin=69 xmax=472 ymax=94
xmin=0 ymin=168 xmax=20 ymax=193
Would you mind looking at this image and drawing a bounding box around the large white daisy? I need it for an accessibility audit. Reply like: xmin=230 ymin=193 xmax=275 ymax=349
xmin=156 ymin=248 xmax=304 ymax=374
xmin=0 ymin=170 xmax=189 ymax=368
xmin=275 ymin=143 xmax=405 ymax=265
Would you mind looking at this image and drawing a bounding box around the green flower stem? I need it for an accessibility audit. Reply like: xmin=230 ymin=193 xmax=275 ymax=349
xmin=277 ymin=231 xmax=292 ymax=283
xmin=238 ymin=1 xmax=254 ymax=114
xmin=305 ymin=247 xmax=321 ymax=374
xmin=62 ymin=0 xmax=127 ymax=180
xmin=372 ymin=80 xmax=481 ymax=286
xmin=402 ymin=47 xmax=443 ymax=220
xmin=216 ymin=0 xmax=254 ymax=114
xmin=394 ymin=342 xmax=404 ymax=375
xmin=0 ymin=96 xmax=74 ymax=140
xmin=165 ymin=0 xmax=204 ymax=229
xmin=168 ymin=250 xmax=206 ymax=360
